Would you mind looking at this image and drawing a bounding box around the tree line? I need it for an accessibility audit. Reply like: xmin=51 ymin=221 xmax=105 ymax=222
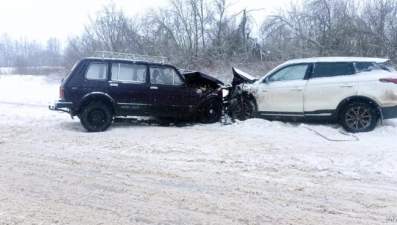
xmin=261 ymin=0 xmax=397 ymax=63
xmin=63 ymin=0 xmax=262 ymax=72
xmin=1 ymin=0 xmax=397 ymax=76
xmin=0 ymin=34 xmax=62 ymax=74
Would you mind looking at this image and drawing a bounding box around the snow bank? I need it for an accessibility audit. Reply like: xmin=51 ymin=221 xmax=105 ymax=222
xmin=0 ymin=75 xmax=59 ymax=105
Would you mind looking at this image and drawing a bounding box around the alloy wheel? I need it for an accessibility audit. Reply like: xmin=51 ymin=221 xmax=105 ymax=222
xmin=234 ymin=100 xmax=254 ymax=121
xmin=345 ymin=106 xmax=372 ymax=130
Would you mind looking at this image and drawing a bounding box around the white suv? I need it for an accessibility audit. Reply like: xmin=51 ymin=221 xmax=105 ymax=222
xmin=229 ymin=57 xmax=397 ymax=132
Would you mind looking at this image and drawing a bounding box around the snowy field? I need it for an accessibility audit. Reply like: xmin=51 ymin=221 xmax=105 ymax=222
xmin=0 ymin=75 xmax=396 ymax=224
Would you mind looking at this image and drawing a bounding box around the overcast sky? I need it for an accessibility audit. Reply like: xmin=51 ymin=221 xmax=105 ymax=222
xmin=0 ymin=0 xmax=296 ymax=45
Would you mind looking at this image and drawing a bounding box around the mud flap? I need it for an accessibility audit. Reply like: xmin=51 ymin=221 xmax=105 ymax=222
xmin=377 ymin=106 xmax=384 ymax=124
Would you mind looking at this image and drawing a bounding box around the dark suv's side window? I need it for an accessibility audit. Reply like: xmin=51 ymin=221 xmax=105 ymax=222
xmin=150 ymin=66 xmax=183 ymax=85
xmin=111 ymin=63 xmax=147 ymax=83
xmin=312 ymin=62 xmax=354 ymax=79
xmin=86 ymin=62 xmax=108 ymax=80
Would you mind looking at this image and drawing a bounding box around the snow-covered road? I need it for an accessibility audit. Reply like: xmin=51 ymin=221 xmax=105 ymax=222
xmin=0 ymin=75 xmax=396 ymax=224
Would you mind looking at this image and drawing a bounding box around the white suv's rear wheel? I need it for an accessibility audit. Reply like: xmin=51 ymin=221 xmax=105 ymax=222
xmin=340 ymin=102 xmax=378 ymax=133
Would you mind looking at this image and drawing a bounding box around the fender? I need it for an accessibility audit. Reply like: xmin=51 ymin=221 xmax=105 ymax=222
xmin=77 ymin=92 xmax=118 ymax=115
xmin=336 ymin=95 xmax=381 ymax=118
xmin=195 ymin=92 xmax=222 ymax=116
xmin=230 ymin=88 xmax=258 ymax=111
xmin=198 ymin=91 xmax=222 ymax=104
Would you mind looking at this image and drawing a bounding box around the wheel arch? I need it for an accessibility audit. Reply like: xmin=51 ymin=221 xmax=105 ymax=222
xmin=198 ymin=93 xmax=222 ymax=108
xmin=77 ymin=92 xmax=117 ymax=115
xmin=197 ymin=94 xmax=223 ymax=123
xmin=241 ymin=91 xmax=258 ymax=112
xmin=336 ymin=96 xmax=382 ymax=120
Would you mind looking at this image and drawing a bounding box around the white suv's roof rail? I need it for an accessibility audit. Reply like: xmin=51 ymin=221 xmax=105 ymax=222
xmin=94 ymin=51 xmax=169 ymax=64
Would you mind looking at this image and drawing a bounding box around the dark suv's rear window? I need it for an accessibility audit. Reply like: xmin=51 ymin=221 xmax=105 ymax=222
xmin=86 ymin=62 xmax=108 ymax=80
xmin=312 ymin=62 xmax=354 ymax=78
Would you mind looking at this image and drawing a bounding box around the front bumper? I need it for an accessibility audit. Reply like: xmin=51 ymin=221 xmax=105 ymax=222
xmin=48 ymin=100 xmax=73 ymax=114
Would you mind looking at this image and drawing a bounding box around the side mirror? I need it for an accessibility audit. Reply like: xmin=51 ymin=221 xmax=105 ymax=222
xmin=263 ymin=77 xmax=269 ymax=84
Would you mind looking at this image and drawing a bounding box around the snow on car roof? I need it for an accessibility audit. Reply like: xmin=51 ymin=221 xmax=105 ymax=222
xmin=259 ymin=57 xmax=391 ymax=80
xmin=283 ymin=57 xmax=389 ymax=65
xmin=83 ymin=57 xmax=173 ymax=66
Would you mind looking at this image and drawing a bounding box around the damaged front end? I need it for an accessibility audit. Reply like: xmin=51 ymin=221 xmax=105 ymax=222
xmin=182 ymin=70 xmax=224 ymax=90
xmin=224 ymin=68 xmax=259 ymax=121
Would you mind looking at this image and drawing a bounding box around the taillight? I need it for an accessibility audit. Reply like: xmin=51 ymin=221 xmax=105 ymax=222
xmin=60 ymin=87 xmax=65 ymax=100
xmin=379 ymin=78 xmax=397 ymax=84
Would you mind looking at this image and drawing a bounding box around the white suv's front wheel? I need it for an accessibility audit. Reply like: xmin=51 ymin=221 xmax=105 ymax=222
xmin=340 ymin=102 xmax=378 ymax=133
xmin=232 ymin=98 xmax=256 ymax=121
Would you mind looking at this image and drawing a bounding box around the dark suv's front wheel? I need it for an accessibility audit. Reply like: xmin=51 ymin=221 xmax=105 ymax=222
xmin=200 ymin=99 xmax=223 ymax=124
xmin=79 ymin=102 xmax=113 ymax=132
xmin=340 ymin=102 xmax=378 ymax=133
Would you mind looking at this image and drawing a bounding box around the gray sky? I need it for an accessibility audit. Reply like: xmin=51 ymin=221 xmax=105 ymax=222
xmin=0 ymin=0 xmax=296 ymax=44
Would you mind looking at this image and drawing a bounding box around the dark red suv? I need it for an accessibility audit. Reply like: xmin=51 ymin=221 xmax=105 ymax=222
xmin=49 ymin=52 xmax=223 ymax=132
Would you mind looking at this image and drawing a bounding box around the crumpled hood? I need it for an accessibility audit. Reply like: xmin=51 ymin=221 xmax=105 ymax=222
xmin=232 ymin=68 xmax=258 ymax=86
xmin=182 ymin=71 xmax=224 ymax=89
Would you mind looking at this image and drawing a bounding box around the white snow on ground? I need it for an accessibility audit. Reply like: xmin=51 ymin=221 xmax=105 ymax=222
xmin=0 ymin=75 xmax=396 ymax=224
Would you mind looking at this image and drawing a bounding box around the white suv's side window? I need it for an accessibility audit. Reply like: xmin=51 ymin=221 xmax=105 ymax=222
xmin=311 ymin=62 xmax=354 ymax=78
xmin=268 ymin=64 xmax=308 ymax=82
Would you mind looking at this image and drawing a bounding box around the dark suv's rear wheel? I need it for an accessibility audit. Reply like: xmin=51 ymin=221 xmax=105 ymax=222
xmin=200 ymin=99 xmax=223 ymax=124
xmin=79 ymin=102 xmax=113 ymax=132
xmin=340 ymin=102 xmax=378 ymax=133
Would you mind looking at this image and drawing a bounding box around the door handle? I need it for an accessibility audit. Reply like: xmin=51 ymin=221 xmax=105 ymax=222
xmin=340 ymin=84 xmax=353 ymax=87
xmin=109 ymin=81 xmax=119 ymax=87
xmin=291 ymin=87 xmax=303 ymax=91
xmin=150 ymin=86 xmax=158 ymax=90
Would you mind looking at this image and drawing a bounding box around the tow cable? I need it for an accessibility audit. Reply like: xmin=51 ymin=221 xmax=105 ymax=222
xmin=303 ymin=126 xmax=359 ymax=142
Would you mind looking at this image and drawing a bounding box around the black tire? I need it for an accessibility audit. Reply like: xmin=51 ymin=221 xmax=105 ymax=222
xmin=233 ymin=97 xmax=256 ymax=121
xmin=200 ymin=99 xmax=223 ymax=124
xmin=79 ymin=102 xmax=113 ymax=132
xmin=340 ymin=102 xmax=378 ymax=133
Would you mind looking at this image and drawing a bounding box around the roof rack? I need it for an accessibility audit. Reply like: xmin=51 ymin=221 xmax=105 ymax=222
xmin=94 ymin=51 xmax=169 ymax=64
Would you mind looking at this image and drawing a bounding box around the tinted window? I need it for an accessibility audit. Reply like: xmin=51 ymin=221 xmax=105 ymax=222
xmin=355 ymin=62 xmax=389 ymax=73
xmin=86 ymin=63 xmax=107 ymax=80
xmin=312 ymin=62 xmax=354 ymax=78
xmin=268 ymin=64 xmax=308 ymax=82
xmin=111 ymin=63 xmax=147 ymax=83
xmin=150 ymin=66 xmax=183 ymax=85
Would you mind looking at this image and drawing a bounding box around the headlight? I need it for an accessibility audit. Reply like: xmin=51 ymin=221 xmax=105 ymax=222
xmin=222 ymin=89 xmax=229 ymax=98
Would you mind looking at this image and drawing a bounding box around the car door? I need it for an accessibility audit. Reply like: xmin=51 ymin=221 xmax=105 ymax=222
xmin=304 ymin=62 xmax=358 ymax=116
xmin=108 ymin=62 xmax=151 ymax=116
xmin=256 ymin=63 xmax=310 ymax=116
xmin=149 ymin=65 xmax=199 ymax=117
